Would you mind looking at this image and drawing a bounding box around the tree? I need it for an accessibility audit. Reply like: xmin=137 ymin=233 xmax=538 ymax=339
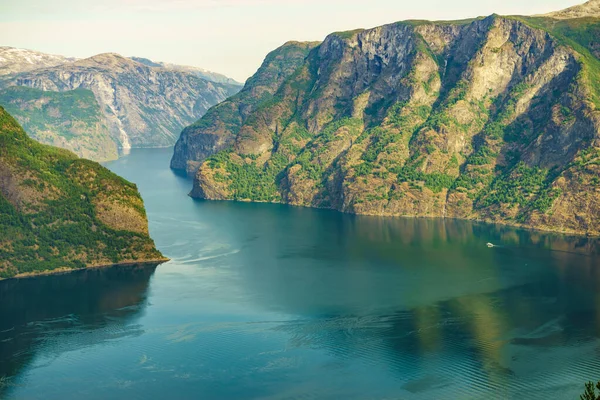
xmin=581 ymin=381 xmax=600 ymax=400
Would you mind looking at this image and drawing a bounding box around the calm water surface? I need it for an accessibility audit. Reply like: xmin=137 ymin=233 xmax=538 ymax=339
xmin=2 ymin=148 xmax=600 ymax=399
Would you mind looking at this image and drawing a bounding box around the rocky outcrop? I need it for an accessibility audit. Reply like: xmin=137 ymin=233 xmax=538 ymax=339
xmin=176 ymin=3 xmax=600 ymax=236
xmin=0 ymin=106 xmax=166 ymax=279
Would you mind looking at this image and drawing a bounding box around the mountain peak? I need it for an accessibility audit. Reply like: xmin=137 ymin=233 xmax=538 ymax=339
xmin=84 ymin=52 xmax=131 ymax=63
xmin=73 ymin=52 xmax=140 ymax=70
xmin=543 ymin=0 xmax=600 ymax=19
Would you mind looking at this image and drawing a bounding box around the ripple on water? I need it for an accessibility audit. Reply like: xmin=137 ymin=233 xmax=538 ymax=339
xmin=2 ymin=148 xmax=599 ymax=400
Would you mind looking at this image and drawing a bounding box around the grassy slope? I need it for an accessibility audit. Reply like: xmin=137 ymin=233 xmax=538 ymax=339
xmin=0 ymin=106 xmax=163 ymax=278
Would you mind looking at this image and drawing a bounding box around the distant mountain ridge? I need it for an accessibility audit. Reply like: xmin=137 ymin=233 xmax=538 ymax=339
xmin=171 ymin=1 xmax=600 ymax=237
xmin=0 ymin=46 xmax=76 ymax=76
xmin=130 ymin=56 xmax=243 ymax=86
xmin=542 ymin=0 xmax=600 ymax=19
xmin=0 ymin=47 xmax=242 ymax=161
xmin=0 ymin=46 xmax=240 ymax=86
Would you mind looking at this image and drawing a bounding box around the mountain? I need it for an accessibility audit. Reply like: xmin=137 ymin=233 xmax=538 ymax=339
xmin=543 ymin=0 xmax=600 ymax=19
xmin=130 ymin=56 xmax=243 ymax=86
xmin=0 ymin=106 xmax=166 ymax=279
xmin=0 ymin=50 xmax=241 ymax=161
xmin=0 ymin=46 xmax=76 ymax=76
xmin=171 ymin=1 xmax=600 ymax=237
xmin=0 ymin=86 xmax=117 ymax=162
xmin=8 ymin=53 xmax=241 ymax=149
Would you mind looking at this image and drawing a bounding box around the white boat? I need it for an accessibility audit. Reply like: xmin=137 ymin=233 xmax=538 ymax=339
xmin=487 ymin=243 xmax=494 ymax=248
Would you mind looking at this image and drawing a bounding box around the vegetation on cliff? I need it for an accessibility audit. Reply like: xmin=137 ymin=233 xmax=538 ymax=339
xmin=170 ymin=41 xmax=320 ymax=174
xmin=174 ymin=2 xmax=600 ymax=236
xmin=0 ymin=106 xmax=164 ymax=278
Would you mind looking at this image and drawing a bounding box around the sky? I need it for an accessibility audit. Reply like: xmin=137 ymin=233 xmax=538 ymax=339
xmin=0 ymin=0 xmax=585 ymax=83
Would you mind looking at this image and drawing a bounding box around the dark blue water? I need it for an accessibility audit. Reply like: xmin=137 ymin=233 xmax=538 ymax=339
xmin=2 ymin=148 xmax=600 ymax=399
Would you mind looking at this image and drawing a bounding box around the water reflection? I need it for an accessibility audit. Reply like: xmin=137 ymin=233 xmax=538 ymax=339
xmin=0 ymin=264 xmax=158 ymax=397
xmin=201 ymin=210 xmax=600 ymax=397
xmin=218 ymin=209 xmax=599 ymax=315
xmin=2 ymin=148 xmax=595 ymax=399
xmin=260 ymin=266 xmax=600 ymax=397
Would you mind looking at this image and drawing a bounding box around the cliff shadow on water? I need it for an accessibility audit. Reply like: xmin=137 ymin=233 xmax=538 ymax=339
xmin=0 ymin=263 xmax=159 ymax=397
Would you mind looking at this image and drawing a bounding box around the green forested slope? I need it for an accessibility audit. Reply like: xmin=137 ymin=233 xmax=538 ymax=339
xmin=0 ymin=106 xmax=165 ymax=278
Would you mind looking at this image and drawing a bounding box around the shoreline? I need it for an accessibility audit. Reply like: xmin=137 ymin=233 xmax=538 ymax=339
xmin=3 ymin=257 xmax=170 ymax=282
xmin=189 ymin=195 xmax=600 ymax=239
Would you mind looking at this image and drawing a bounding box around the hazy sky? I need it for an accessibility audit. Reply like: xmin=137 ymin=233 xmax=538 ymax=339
xmin=0 ymin=0 xmax=584 ymax=82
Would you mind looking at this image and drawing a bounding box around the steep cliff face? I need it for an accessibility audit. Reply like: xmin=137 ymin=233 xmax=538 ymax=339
xmin=4 ymin=53 xmax=240 ymax=150
xmin=0 ymin=106 xmax=166 ymax=279
xmin=170 ymin=41 xmax=320 ymax=174
xmin=177 ymin=5 xmax=600 ymax=236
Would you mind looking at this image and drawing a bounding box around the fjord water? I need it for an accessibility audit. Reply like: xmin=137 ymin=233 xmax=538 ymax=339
xmin=2 ymin=149 xmax=600 ymax=399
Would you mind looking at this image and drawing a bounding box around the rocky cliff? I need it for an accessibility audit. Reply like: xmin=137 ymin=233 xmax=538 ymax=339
xmin=173 ymin=2 xmax=600 ymax=237
xmin=5 ymin=53 xmax=241 ymax=149
xmin=0 ymin=106 xmax=166 ymax=278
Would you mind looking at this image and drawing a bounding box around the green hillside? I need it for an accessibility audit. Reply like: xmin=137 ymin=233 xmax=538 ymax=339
xmin=0 ymin=106 xmax=165 ymax=278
